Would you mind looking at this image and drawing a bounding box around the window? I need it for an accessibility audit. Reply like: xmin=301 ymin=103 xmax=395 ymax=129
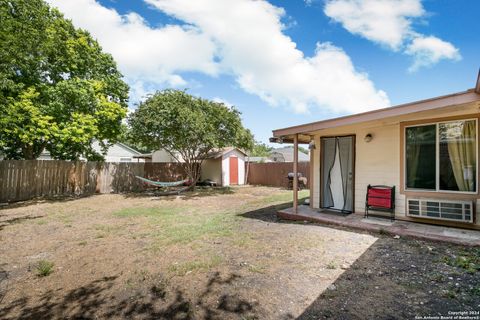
xmin=120 ymin=157 xmax=132 ymax=162
xmin=405 ymin=119 xmax=477 ymax=193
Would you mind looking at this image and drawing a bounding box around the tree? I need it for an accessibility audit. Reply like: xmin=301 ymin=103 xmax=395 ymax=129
xmin=128 ymin=90 xmax=254 ymax=184
xmin=249 ymin=141 xmax=272 ymax=157
xmin=0 ymin=0 xmax=128 ymax=160
xmin=117 ymin=124 xmax=151 ymax=154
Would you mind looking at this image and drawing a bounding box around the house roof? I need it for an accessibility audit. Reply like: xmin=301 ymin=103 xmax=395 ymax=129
xmin=115 ymin=142 xmax=142 ymax=155
xmin=269 ymin=147 xmax=309 ymax=162
xmin=272 ymin=74 xmax=480 ymax=144
xmin=246 ymin=156 xmax=270 ymax=162
xmin=206 ymin=147 xmax=247 ymax=159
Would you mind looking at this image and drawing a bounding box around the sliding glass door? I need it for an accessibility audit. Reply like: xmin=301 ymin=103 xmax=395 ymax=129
xmin=321 ymin=136 xmax=355 ymax=212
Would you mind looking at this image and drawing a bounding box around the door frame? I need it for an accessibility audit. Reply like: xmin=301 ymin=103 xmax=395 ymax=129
xmin=319 ymin=134 xmax=356 ymax=213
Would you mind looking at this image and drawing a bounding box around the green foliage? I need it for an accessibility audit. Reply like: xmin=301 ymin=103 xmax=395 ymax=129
xmin=117 ymin=124 xmax=151 ymax=154
xmin=36 ymin=260 xmax=54 ymax=277
xmin=128 ymin=90 xmax=254 ymax=182
xmin=443 ymin=249 xmax=480 ymax=274
xmin=0 ymin=0 xmax=128 ymax=160
xmin=249 ymin=141 xmax=272 ymax=157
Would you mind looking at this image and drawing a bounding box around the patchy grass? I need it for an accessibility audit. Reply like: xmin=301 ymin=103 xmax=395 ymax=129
xmin=168 ymin=255 xmax=223 ymax=276
xmin=114 ymin=206 xmax=184 ymax=218
xmin=36 ymin=260 xmax=54 ymax=277
xmin=255 ymin=189 xmax=309 ymax=206
xmin=114 ymin=206 xmax=240 ymax=248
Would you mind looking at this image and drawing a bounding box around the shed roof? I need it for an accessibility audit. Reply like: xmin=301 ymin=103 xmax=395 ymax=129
xmin=205 ymin=147 xmax=247 ymax=159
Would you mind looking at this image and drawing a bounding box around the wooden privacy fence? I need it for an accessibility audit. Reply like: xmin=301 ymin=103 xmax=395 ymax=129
xmin=246 ymin=162 xmax=310 ymax=188
xmin=0 ymin=160 xmax=186 ymax=203
xmin=0 ymin=160 xmax=308 ymax=203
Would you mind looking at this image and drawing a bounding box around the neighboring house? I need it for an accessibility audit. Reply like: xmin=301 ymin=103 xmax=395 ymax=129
xmin=269 ymin=147 xmax=309 ymax=162
xmin=133 ymin=150 xmax=184 ymax=163
xmin=201 ymin=147 xmax=246 ymax=186
xmin=271 ymin=70 xmax=480 ymax=230
xmin=91 ymin=141 xmax=143 ymax=162
xmin=36 ymin=141 xmax=144 ymax=162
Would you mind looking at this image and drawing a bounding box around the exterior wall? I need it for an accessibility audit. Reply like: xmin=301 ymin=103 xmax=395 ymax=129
xmin=201 ymin=158 xmax=222 ymax=185
xmin=151 ymin=149 xmax=184 ymax=163
xmin=311 ymin=101 xmax=480 ymax=227
xmin=222 ymin=149 xmax=246 ymax=186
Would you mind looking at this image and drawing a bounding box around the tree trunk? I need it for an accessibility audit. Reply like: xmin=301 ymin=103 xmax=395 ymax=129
xmin=22 ymin=145 xmax=35 ymax=160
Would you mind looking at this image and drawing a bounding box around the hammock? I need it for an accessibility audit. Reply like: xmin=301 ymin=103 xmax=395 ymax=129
xmin=135 ymin=176 xmax=189 ymax=188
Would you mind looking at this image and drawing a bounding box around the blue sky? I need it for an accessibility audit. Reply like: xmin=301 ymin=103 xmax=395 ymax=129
xmin=48 ymin=0 xmax=479 ymax=145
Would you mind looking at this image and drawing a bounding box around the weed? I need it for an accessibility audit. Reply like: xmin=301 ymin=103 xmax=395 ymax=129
xmin=78 ymin=241 xmax=87 ymax=246
xmin=248 ymin=264 xmax=267 ymax=274
xmin=36 ymin=260 xmax=54 ymax=277
xmin=326 ymin=262 xmax=336 ymax=270
xmin=442 ymin=249 xmax=480 ymax=274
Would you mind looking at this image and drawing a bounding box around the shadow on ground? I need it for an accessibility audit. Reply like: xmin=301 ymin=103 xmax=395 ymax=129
xmin=0 ymin=272 xmax=258 ymax=320
xmin=0 ymin=195 xmax=94 ymax=211
xmin=240 ymin=201 xmax=480 ymax=319
xmin=0 ymin=215 xmax=44 ymax=231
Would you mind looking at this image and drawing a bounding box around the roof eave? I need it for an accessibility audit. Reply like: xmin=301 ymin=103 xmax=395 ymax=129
xmin=272 ymin=89 xmax=480 ymax=137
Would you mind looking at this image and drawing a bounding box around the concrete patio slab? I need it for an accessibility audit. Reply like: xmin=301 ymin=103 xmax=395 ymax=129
xmin=278 ymin=205 xmax=480 ymax=246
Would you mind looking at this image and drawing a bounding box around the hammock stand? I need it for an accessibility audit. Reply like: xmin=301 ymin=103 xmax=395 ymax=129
xmin=135 ymin=176 xmax=191 ymax=196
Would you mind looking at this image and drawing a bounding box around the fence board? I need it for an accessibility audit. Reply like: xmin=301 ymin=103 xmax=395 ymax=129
xmin=246 ymin=162 xmax=310 ymax=188
xmin=0 ymin=160 xmax=187 ymax=203
xmin=0 ymin=160 xmax=310 ymax=203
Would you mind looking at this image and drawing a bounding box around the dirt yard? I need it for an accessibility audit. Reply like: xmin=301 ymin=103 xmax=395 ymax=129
xmin=0 ymin=186 xmax=479 ymax=319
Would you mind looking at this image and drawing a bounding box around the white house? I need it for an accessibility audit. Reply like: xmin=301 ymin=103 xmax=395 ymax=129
xmin=91 ymin=141 xmax=143 ymax=162
xmin=36 ymin=141 xmax=144 ymax=162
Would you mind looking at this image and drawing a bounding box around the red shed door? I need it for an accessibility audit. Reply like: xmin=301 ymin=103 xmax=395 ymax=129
xmin=229 ymin=156 xmax=239 ymax=185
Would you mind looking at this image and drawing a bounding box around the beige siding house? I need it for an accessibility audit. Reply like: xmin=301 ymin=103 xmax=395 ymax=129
xmin=271 ymin=71 xmax=480 ymax=230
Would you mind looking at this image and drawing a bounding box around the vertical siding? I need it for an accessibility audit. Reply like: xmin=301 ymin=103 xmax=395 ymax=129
xmin=0 ymin=161 xmax=186 ymax=203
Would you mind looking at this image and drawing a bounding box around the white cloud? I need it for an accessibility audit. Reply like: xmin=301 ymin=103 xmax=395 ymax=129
xmin=324 ymin=0 xmax=460 ymax=70
xmin=47 ymin=0 xmax=218 ymax=101
xmin=146 ymin=0 xmax=389 ymax=113
xmin=48 ymin=0 xmax=390 ymax=114
xmin=405 ymin=36 xmax=461 ymax=72
xmin=324 ymin=0 xmax=423 ymax=50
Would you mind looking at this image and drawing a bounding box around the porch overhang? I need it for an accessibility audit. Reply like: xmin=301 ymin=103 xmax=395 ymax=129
xmin=271 ymin=89 xmax=480 ymax=138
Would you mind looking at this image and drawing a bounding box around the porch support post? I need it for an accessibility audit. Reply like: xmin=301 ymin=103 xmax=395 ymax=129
xmin=293 ymin=134 xmax=298 ymax=213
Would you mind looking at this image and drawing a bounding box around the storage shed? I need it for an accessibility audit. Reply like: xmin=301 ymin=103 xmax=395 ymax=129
xmin=201 ymin=148 xmax=246 ymax=186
